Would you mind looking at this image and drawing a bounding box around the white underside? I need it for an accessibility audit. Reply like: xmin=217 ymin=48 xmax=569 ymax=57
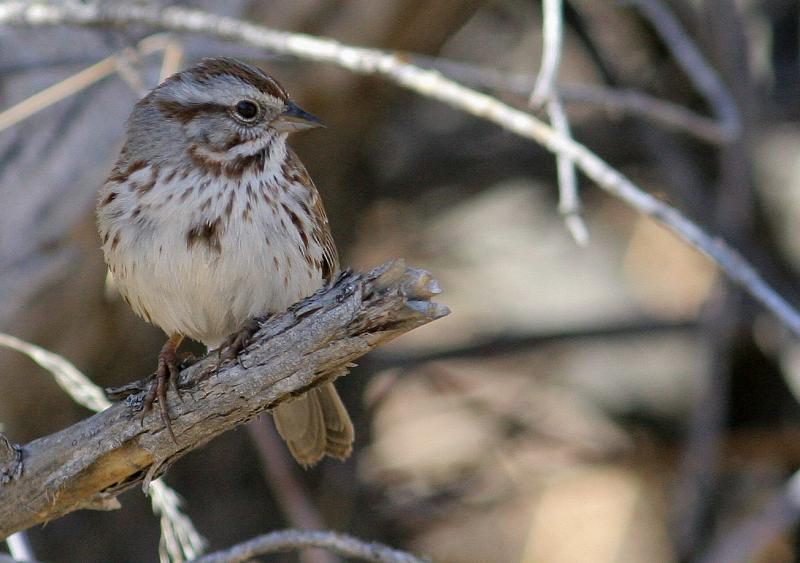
xmin=98 ymin=150 xmax=325 ymax=348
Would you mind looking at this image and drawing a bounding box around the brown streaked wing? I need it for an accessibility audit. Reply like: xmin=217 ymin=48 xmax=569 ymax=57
xmin=285 ymin=149 xmax=339 ymax=283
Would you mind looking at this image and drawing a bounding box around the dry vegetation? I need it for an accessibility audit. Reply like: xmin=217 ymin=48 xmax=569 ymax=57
xmin=2 ymin=1 xmax=800 ymax=562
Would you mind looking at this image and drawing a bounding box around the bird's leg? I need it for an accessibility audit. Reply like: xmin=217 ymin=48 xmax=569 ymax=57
xmin=141 ymin=333 xmax=184 ymax=443
xmin=218 ymin=318 xmax=262 ymax=364
xmin=185 ymin=319 xmax=262 ymax=388
xmin=105 ymin=350 xmax=196 ymax=400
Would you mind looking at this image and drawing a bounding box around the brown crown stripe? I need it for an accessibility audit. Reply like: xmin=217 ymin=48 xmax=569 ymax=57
xmin=188 ymin=58 xmax=289 ymax=101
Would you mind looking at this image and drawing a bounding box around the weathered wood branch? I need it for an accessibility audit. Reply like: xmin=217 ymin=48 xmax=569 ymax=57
xmin=0 ymin=261 xmax=448 ymax=540
xmin=0 ymin=435 xmax=23 ymax=486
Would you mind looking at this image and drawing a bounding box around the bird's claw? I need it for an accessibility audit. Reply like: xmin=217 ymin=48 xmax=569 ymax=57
xmin=219 ymin=318 xmax=261 ymax=365
xmin=138 ymin=337 xmax=183 ymax=444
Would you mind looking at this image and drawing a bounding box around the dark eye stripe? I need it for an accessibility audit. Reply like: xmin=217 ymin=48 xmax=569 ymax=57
xmin=155 ymin=100 xmax=227 ymax=124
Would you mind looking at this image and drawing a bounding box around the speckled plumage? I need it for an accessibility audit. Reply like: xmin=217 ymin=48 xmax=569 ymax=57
xmin=97 ymin=58 xmax=352 ymax=466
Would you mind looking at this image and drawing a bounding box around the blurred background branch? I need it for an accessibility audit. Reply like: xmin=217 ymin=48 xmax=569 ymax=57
xmin=193 ymin=529 xmax=428 ymax=563
xmin=2 ymin=1 xmax=800 ymax=562
xmin=1 ymin=2 xmax=795 ymax=337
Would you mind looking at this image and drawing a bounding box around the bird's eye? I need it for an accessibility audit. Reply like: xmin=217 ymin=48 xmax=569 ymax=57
xmin=234 ymin=100 xmax=260 ymax=121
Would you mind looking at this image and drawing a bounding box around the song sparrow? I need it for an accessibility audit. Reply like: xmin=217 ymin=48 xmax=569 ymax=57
xmin=97 ymin=57 xmax=353 ymax=466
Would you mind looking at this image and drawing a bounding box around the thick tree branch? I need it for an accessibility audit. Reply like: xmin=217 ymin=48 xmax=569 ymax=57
xmin=0 ymin=261 xmax=448 ymax=540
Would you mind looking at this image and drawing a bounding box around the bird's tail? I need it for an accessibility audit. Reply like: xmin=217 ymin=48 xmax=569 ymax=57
xmin=273 ymin=382 xmax=354 ymax=467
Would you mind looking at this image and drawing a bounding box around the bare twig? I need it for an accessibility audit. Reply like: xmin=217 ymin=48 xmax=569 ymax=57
xmin=698 ymin=469 xmax=800 ymax=563
xmin=159 ymin=38 xmax=184 ymax=82
xmin=0 ymin=332 xmax=205 ymax=562
xmin=672 ymin=294 xmax=735 ymax=559
xmin=528 ymin=0 xmax=588 ymax=245
xmin=0 ymin=332 xmax=110 ymax=412
xmin=621 ymin=0 xmax=741 ymax=141
xmin=113 ymin=47 xmax=148 ymax=96
xmin=411 ymin=56 xmax=734 ymax=144
xmin=5 ymin=531 xmax=34 ymax=562
xmin=0 ymin=54 xmax=117 ymax=133
xmin=0 ymin=261 xmax=447 ymax=539
xmin=0 ymin=32 xmax=171 ymax=133
xmin=529 ymin=0 xmax=564 ymax=107
xmin=372 ymin=318 xmax=694 ymax=367
xmin=150 ymin=482 xmax=207 ymax=563
xmin=246 ymin=420 xmax=339 ymax=563
xmin=191 ymin=529 xmax=429 ymax=563
xmin=0 ymin=2 xmax=791 ymax=334
xmin=545 ymin=97 xmax=588 ymax=245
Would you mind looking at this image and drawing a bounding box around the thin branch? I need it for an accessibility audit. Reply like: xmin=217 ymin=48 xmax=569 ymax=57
xmin=0 ymin=32 xmax=171 ymax=133
xmin=0 ymin=261 xmax=448 ymax=540
xmin=546 ymin=97 xmax=588 ymax=245
xmin=159 ymin=38 xmax=185 ymax=82
xmin=191 ymin=529 xmax=429 ymax=563
xmin=371 ymin=318 xmax=695 ymax=368
xmin=529 ymin=0 xmax=564 ymax=107
xmin=0 ymin=54 xmax=117 ymax=133
xmin=411 ymin=55 xmax=734 ymax=144
xmin=150 ymin=481 xmax=207 ymax=563
xmin=246 ymin=420 xmax=339 ymax=563
xmin=558 ymin=83 xmax=731 ymax=142
xmin=528 ymin=0 xmax=589 ymax=245
xmin=0 ymin=332 xmax=110 ymax=412
xmin=621 ymin=0 xmax=741 ymax=140
xmin=5 ymin=531 xmax=34 ymax=562
xmin=0 ymin=3 xmax=792 ymax=333
xmin=698 ymin=469 xmax=800 ymax=563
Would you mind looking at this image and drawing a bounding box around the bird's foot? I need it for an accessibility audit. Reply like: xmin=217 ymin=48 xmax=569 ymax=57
xmin=105 ymin=352 xmax=197 ymax=401
xmin=185 ymin=319 xmax=262 ymax=388
xmin=105 ymin=336 xmax=184 ymax=443
xmin=219 ymin=318 xmax=262 ymax=364
xmin=140 ymin=336 xmax=183 ymax=443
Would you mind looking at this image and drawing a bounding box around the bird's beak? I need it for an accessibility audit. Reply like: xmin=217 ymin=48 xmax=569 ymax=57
xmin=272 ymin=101 xmax=325 ymax=132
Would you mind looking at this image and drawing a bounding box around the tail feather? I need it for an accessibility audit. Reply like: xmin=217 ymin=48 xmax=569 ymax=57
xmin=273 ymin=382 xmax=354 ymax=467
